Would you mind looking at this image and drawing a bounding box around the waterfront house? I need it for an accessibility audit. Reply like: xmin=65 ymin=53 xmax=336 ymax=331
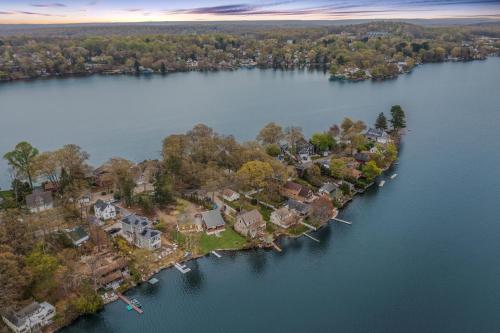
xmin=94 ymin=199 xmax=116 ymax=220
xmin=121 ymin=214 xmax=161 ymax=250
xmin=282 ymin=181 xmax=314 ymax=203
xmin=270 ymin=207 xmax=299 ymax=228
xmin=197 ymin=209 xmax=226 ymax=235
xmin=93 ymin=256 xmax=128 ymax=290
xmin=176 ymin=213 xmax=203 ymax=233
xmin=318 ymin=183 xmax=341 ymax=199
xmin=66 ymin=226 xmax=89 ymax=247
xmin=354 ymin=152 xmax=371 ymax=164
xmin=235 ymin=209 xmax=266 ymax=238
xmin=2 ymin=302 xmax=55 ymax=333
xmin=222 ymin=189 xmax=240 ymax=202
xmin=365 ymin=128 xmax=390 ymax=144
xmin=287 ymin=199 xmax=311 ymax=217
xmin=26 ymin=190 xmax=53 ymax=213
xmin=295 ymin=138 xmax=315 ymax=157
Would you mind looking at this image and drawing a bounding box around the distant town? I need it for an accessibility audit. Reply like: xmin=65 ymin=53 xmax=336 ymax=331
xmin=0 ymin=105 xmax=406 ymax=332
xmin=0 ymin=22 xmax=499 ymax=83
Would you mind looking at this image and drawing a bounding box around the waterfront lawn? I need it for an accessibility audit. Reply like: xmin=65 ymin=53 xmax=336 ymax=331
xmin=199 ymin=228 xmax=248 ymax=253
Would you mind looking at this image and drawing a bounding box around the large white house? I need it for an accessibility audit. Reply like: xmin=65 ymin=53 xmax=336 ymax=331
xmin=2 ymin=302 xmax=55 ymax=333
xmin=94 ymin=199 xmax=117 ymax=220
xmin=365 ymin=128 xmax=391 ymax=144
xmin=121 ymin=214 xmax=161 ymax=250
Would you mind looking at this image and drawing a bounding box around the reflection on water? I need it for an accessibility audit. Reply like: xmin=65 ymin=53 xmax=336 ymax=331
xmin=247 ymin=249 xmax=267 ymax=274
xmin=183 ymin=260 xmax=204 ymax=292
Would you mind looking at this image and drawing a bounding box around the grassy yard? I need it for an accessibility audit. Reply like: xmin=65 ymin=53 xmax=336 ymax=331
xmin=199 ymin=228 xmax=248 ymax=253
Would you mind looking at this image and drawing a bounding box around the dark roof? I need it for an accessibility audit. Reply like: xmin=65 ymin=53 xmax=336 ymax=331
xmin=201 ymin=209 xmax=225 ymax=228
xmin=354 ymin=152 xmax=370 ymax=162
xmin=121 ymin=214 xmax=149 ymax=228
xmin=287 ymin=199 xmax=310 ymax=215
xmin=3 ymin=302 xmax=40 ymax=327
xmin=94 ymin=199 xmax=111 ymax=210
xmin=26 ymin=190 xmax=53 ymax=209
xmin=139 ymin=228 xmax=160 ymax=238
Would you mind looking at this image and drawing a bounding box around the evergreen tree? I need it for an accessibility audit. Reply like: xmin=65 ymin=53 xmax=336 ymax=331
xmin=375 ymin=112 xmax=388 ymax=130
xmin=133 ymin=59 xmax=141 ymax=74
xmin=390 ymin=105 xmax=406 ymax=130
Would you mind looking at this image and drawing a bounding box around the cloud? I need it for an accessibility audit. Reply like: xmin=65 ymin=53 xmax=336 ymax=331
xmin=0 ymin=11 xmax=14 ymax=15
xmin=124 ymin=8 xmax=143 ymax=12
xmin=17 ymin=10 xmax=66 ymax=17
xmin=31 ymin=2 xmax=66 ymax=7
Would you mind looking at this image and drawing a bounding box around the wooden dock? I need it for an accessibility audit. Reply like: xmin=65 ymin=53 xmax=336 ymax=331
xmin=390 ymin=173 xmax=398 ymax=179
xmin=379 ymin=180 xmax=386 ymax=187
xmin=304 ymin=233 xmax=320 ymax=243
xmin=300 ymin=221 xmax=317 ymax=231
xmin=117 ymin=293 xmax=143 ymax=314
xmin=211 ymin=251 xmax=222 ymax=258
xmin=333 ymin=218 xmax=352 ymax=225
xmin=272 ymin=242 xmax=282 ymax=252
xmin=174 ymin=262 xmax=191 ymax=274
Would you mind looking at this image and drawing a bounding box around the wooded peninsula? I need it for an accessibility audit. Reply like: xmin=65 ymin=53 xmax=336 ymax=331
xmin=1 ymin=21 xmax=499 ymax=82
xmin=0 ymin=106 xmax=406 ymax=332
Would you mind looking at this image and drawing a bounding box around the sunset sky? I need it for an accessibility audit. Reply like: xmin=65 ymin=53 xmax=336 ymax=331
xmin=0 ymin=0 xmax=499 ymax=24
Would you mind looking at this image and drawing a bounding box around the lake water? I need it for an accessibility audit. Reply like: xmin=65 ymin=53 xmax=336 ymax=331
xmin=2 ymin=59 xmax=500 ymax=332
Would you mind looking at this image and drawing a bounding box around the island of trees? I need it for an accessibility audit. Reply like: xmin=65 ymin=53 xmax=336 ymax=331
xmin=0 ymin=22 xmax=499 ymax=82
xmin=0 ymin=107 xmax=408 ymax=331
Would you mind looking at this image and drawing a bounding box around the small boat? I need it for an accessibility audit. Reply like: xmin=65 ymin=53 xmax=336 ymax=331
xmin=130 ymin=299 xmax=142 ymax=308
xmin=126 ymin=305 xmax=133 ymax=311
xmin=390 ymin=173 xmax=398 ymax=179
xmin=148 ymin=277 xmax=159 ymax=285
xmin=379 ymin=180 xmax=386 ymax=187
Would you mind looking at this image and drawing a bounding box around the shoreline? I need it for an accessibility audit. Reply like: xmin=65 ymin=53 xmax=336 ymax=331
xmin=53 ymin=159 xmax=396 ymax=333
xmin=1 ymin=56 xmax=495 ymax=87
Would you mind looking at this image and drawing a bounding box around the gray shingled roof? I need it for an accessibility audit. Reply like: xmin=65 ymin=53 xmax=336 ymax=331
xmin=201 ymin=209 xmax=225 ymax=228
xmin=121 ymin=214 xmax=150 ymax=228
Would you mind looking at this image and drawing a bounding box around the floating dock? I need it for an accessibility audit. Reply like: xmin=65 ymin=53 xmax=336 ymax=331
xmin=304 ymin=233 xmax=320 ymax=243
xmin=390 ymin=173 xmax=398 ymax=179
xmin=174 ymin=262 xmax=191 ymax=274
xmin=333 ymin=218 xmax=352 ymax=225
xmin=379 ymin=180 xmax=386 ymax=187
xmin=148 ymin=278 xmax=159 ymax=285
xmin=211 ymin=251 xmax=222 ymax=258
xmin=117 ymin=293 xmax=143 ymax=314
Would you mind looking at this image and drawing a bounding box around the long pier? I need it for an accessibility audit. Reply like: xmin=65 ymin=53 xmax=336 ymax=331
xmin=272 ymin=242 xmax=282 ymax=252
xmin=303 ymin=233 xmax=320 ymax=243
xmin=300 ymin=221 xmax=317 ymax=231
xmin=117 ymin=293 xmax=143 ymax=314
xmin=333 ymin=218 xmax=352 ymax=225
xmin=211 ymin=251 xmax=222 ymax=258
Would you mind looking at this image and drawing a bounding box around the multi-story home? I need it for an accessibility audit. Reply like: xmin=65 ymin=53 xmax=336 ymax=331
xmin=94 ymin=199 xmax=117 ymax=220
xmin=121 ymin=214 xmax=161 ymax=250
xmin=2 ymin=302 xmax=56 ymax=333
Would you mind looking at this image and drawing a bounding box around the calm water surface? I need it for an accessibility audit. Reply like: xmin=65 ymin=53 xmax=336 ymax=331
xmin=2 ymin=59 xmax=500 ymax=332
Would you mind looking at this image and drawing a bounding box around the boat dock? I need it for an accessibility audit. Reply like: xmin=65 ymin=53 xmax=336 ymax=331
xmin=379 ymin=180 xmax=386 ymax=187
xmin=117 ymin=293 xmax=143 ymax=314
xmin=174 ymin=262 xmax=191 ymax=274
xmin=303 ymin=233 xmax=320 ymax=243
xmin=148 ymin=277 xmax=159 ymax=285
xmin=390 ymin=173 xmax=398 ymax=179
xmin=211 ymin=251 xmax=222 ymax=258
xmin=272 ymin=242 xmax=282 ymax=252
xmin=300 ymin=221 xmax=317 ymax=231
xmin=333 ymin=218 xmax=352 ymax=225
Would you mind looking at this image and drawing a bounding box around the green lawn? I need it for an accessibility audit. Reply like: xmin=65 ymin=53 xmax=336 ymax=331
xmin=199 ymin=228 xmax=248 ymax=253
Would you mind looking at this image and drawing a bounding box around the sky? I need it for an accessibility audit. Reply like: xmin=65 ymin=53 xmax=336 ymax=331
xmin=0 ymin=0 xmax=499 ymax=24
